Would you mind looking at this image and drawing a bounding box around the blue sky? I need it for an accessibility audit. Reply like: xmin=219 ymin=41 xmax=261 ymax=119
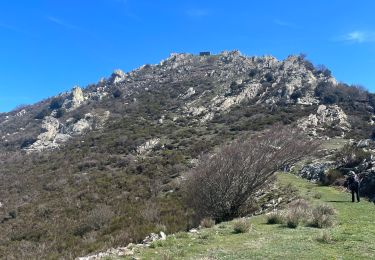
xmin=1 ymin=0 xmax=375 ymax=112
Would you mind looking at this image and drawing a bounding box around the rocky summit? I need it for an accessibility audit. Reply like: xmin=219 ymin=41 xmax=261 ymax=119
xmin=1 ymin=51 xmax=375 ymax=259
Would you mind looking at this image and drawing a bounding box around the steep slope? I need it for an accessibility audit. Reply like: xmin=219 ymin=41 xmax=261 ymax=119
xmin=0 ymin=51 xmax=374 ymax=258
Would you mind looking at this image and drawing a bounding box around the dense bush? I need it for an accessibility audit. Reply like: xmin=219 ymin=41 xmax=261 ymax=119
xmin=55 ymin=108 xmax=65 ymax=118
xmin=315 ymin=81 xmax=368 ymax=105
xmin=323 ymin=169 xmax=344 ymax=186
xmin=20 ymin=137 xmax=37 ymax=149
xmin=290 ymin=90 xmax=303 ymax=101
xmin=264 ymin=72 xmax=274 ymax=82
xmin=113 ymin=88 xmax=122 ymax=98
xmin=34 ymin=108 xmax=50 ymax=119
xmin=49 ymin=96 xmax=65 ymax=110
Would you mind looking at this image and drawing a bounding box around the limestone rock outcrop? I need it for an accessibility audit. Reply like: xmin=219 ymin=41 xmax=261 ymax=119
xmin=63 ymin=86 xmax=85 ymax=111
xmin=25 ymin=111 xmax=110 ymax=152
xmin=109 ymin=69 xmax=127 ymax=84
xmin=298 ymin=105 xmax=351 ymax=136
xmin=137 ymin=138 xmax=160 ymax=154
xmin=26 ymin=116 xmax=69 ymax=151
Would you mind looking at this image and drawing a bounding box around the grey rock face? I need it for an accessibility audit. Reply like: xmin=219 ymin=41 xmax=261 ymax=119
xmin=299 ymin=161 xmax=336 ymax=182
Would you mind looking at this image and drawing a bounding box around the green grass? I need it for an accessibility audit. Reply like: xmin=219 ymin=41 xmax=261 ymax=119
xmin=122 ymin=174 xmax=375 ymax=260
xmin=320 ymin=137 xmax=348 ymax=150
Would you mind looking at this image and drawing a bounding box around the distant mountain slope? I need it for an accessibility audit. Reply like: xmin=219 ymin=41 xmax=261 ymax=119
xmin=0 ymin=51 xmax=374 ymax=258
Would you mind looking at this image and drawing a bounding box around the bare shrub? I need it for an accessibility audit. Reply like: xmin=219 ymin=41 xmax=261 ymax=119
xmin=286 ymin=199 xmax=311 ymax=228
xmin=266 ymin=211 xmax=284 ymax=224
xmin=310 ymin=204 xmax=336 ymax=228
xmin=185 ymin=125 xmax=318 ymax=222
xmin=200 ymin=217 xmax=215 ymax=228
xmin=233 ymin=218 xmax=251 ymax=233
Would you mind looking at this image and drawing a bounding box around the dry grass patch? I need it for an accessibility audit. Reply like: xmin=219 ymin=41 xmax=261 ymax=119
xmin=233 ymin=218 xmax=252 ymax=233
xmin=266 ymin=211 xmax=284 ymax=224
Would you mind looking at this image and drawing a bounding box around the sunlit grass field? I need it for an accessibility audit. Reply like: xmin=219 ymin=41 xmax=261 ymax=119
xmin=123 ymin=174 xmax=375 ymax=259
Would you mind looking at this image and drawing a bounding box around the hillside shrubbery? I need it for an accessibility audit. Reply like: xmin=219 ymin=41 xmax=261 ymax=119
xmin=185 ymin=125 xmax=318 ymax=223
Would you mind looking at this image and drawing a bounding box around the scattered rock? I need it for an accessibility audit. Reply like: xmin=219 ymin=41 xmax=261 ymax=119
xmin=189 ymin=228 xmax=199 ymax=233
xmin=77 ymin=231 xmax=168 ymax=259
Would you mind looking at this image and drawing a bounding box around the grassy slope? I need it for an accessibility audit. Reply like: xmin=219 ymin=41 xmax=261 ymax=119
xmin=123 ymin=174 xmax=375 ymax=260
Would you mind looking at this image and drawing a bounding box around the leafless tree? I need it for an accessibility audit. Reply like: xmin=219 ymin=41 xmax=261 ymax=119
xmin=184 ymin=125 xmax=319 ymax=222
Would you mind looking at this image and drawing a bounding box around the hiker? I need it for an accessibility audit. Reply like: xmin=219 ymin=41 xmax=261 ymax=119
xmin=345 ymin=171 xmax=360 ymax=203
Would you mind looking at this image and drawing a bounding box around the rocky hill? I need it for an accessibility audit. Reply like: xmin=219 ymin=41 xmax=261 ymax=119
xmin=2 ymin=50 xmax=373 ymax=152
xmin=0 ymin=50 xmax=374 ymax=258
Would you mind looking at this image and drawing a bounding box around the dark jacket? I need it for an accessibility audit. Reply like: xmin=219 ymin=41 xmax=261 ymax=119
xmin=345 ymin=175 xmax=360 ymax=191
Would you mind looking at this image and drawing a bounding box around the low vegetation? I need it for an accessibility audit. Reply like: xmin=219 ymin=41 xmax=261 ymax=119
xmin=310 ymin=204 xmax=336 ymax=228
xmin=232 ymin=218 xmax=252 ymax=234
xmin=131 ymin=174 xmax=375 ymax=259
xmin=285 ymin=199 xmax=311 ymax=228
xmin=199 ymin=218 xmax=216 ymax=229
xmin=266 ymin=211 xmax=284 ymax=224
